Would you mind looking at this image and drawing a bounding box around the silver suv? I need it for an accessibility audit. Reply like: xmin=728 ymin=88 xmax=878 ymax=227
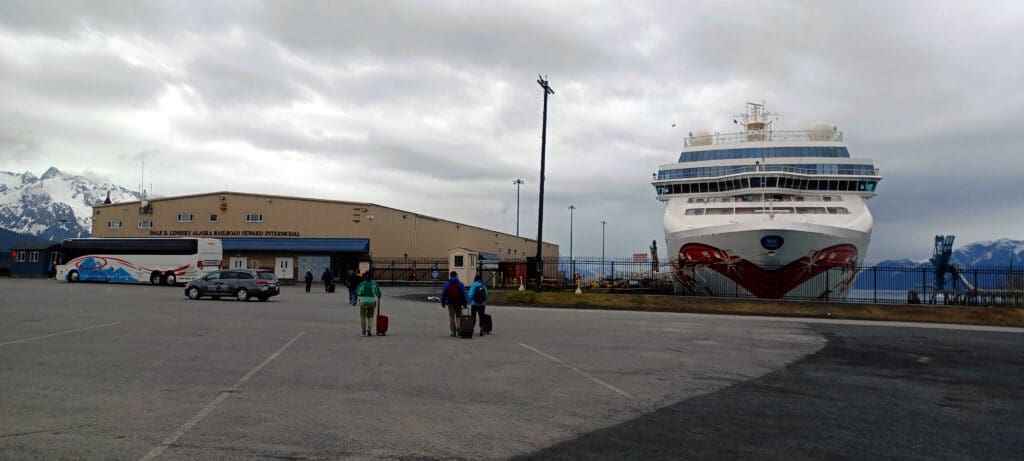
xmin=184 ymin=270 xmax=280 ymax=302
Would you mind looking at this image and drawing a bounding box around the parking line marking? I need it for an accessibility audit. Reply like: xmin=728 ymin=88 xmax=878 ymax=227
xmin=520 ymin=343 xmax=633 ymax=399
xmin=139 ymin=331 xmax=306 ymax=461
xmin=0 ymin=322 xmax=121 ymax=347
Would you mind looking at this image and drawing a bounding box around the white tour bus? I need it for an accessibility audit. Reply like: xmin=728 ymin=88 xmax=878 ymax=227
xmin=57 ymin=238 xmax=223 ymax=285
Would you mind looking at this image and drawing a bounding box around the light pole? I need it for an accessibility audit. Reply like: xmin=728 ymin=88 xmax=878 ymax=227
xmin=534 ymin=75 xmax=554 ymax=285
xmin=569 ymin=204 xmax=575 ymax=280
xmin=513 ymin=178 xmax=525 ymax=236
xmin=601 ymin=220 xmax=606 ymax=278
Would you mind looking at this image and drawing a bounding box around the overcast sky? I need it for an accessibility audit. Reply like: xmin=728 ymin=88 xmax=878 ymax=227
xmin=1 ymin=0 xmax=1022 ymax=261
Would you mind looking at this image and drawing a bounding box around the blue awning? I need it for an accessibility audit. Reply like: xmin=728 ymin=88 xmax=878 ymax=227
xmin=478 ymin=252 xmax=500 ymax=261
xmin=220 ymin=238 xmax=369 ymax=253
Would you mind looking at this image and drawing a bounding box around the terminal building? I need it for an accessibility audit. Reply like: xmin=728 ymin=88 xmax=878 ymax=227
xmin=89 ymin=191 xmax=558 ymax=282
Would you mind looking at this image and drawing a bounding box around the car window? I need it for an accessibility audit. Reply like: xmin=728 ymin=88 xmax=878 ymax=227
xmin=205 ymin=272 xmax=221 ymax=281
xmin=237 ymin=272 xmax=255 ymax=279
xmin=257 ymin=272 xmax=277 ymax=280
xmin=220 ymin=271 xmax=237 ymax=280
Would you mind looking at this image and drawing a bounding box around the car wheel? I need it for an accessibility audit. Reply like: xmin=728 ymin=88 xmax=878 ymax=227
xmin=257 ymin=295 xmax=269 ymax=302
xmin=165 ymin=272 xmax=177 ymax=286
xmin=150 ymin=272 xmax=162 ymax=285
xmin=186 ymin=287 xmax=201 ymax=300
xmin=236 ymin=288 xmax=249 ymax=301
xmin=68 ymin=270 xmax=79 ymax=283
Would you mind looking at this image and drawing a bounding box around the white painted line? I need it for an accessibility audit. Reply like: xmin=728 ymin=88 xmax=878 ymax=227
xmin=0 ymin=322 xmax=121 ymax=347
xmin=139 ymin=331 xmax=306 ymax=461
xmin=520 ymin=342 xmax=633 ymax=399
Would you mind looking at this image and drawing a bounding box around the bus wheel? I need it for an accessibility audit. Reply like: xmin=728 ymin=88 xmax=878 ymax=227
xmin=150 ymin=272 xmax=162 ymax=285
xmin=236 ymin=288 xmax=249 ymax=301
xmin=164 ymin=272 xmax=177 ymax=286
xmin=68 ymin=270 xmax=79 ymax=283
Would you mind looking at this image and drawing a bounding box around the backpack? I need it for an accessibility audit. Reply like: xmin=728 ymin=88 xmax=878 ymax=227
xmin=445 ymin=281 xmax=465 ymax=306
xmin=472 ymin=285 xmax=487 ymax=305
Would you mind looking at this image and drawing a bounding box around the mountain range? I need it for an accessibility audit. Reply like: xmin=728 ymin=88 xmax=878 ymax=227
xmin=0 ymin=167 xmax=142 ymax=243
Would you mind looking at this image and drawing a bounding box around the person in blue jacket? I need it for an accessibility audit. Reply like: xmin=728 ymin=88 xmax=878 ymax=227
xmin=467 ymin=274 xmax=489 ymax=336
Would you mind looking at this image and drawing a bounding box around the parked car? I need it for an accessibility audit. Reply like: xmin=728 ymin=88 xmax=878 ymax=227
xmin=184 ymin=269 xmax=280 ymax=301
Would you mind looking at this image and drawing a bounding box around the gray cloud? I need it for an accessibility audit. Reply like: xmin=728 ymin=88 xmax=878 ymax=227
xmin=1 ymin=0 xmax=1022 ymax=259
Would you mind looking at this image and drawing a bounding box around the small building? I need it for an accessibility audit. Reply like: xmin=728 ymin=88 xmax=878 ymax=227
xmin=10 ymin=242 xmax=60 ymax=278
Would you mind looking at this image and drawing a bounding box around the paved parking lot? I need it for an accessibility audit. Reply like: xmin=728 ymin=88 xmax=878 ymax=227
xmin=1 ymin=279 xmax=1021 ymax=460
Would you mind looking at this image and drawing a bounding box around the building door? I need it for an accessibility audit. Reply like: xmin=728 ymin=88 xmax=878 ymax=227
xmin=297 ymin=256 xmax=331 ymax=279
xmin=275 ymin=257 xmax=294 ymax=280
xmin=230 ymin=257 xmax=246 ymax=269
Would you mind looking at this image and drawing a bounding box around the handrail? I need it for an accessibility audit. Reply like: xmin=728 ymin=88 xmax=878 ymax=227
xmin=684 ymin=129 xmax=844 ymax=147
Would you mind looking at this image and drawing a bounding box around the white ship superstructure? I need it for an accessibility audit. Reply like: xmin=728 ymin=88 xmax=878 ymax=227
xmin=652 ymin=102 xmax=881 ymax=299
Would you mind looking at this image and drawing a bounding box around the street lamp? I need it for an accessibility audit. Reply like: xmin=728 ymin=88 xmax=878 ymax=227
xmin=569 ymin=204 xmax=575 ymax=280
xmin=601 ymin=220 xmax=606 ymax=278
xmin=534 ymin=75 xmax=554 ymax=285
xmin=513 ymin=178 xmax=525 ymax=236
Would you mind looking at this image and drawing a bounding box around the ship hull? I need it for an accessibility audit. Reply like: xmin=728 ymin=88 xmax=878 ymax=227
xmin=665 ymin=222 xmax=870 ymax=300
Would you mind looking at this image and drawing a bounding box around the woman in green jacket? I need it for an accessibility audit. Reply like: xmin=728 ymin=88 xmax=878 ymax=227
xmin=355 ymin=272 xmax=382 ymax=336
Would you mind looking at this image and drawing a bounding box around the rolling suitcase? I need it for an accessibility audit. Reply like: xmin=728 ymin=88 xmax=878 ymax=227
xmin=326 ymin=283 xmax=336 ymax=293
xmin=375 ymin=301 xmax=389 ymax=336
xmin=458 ymin=307 xmax=474 ymax=338
xmin=479 ymin=313 xmax=492 ymax=335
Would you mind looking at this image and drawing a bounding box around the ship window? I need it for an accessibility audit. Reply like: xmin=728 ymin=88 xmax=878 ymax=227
xmin=827 ymin=207 xmax=850 ymax=214
xmin=766 ymin=177 xmax=777 ymax=187
xmin=750 ymin=177 xmax=761 ymax=188
xmin=707 ymin=208 xmax=732 ymax=215
xmin=709 ymin=182 xmax=719 ymax=192
xmin=735 ymin=207 xmax=758 ymax=214
xmin=866 ymin=182 xmax=876 ymax=192
xmin=796 ymin=207 xmax=827 ymax=214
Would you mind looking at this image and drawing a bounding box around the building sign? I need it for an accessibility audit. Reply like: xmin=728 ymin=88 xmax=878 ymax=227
xmin=760 ymin=235 xmax=784 ymax=251
xmin=219 ymin=202 xmax=230 ymax=213
xmin=632 ymin=253 xmax=648 ymax=262
xmin=149 ymin=230 xmax=301 ymax=237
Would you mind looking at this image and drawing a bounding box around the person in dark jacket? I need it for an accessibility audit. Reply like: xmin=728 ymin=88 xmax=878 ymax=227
xmin=304 ymin=268 xmax=314 ymax=293
xmin=440 ymin=271 xmax=467 ymax=337
xmin=321 ymin=267 xmax=333 ymax=292
xmin=346 ymin=270 xmax=362 ymax=306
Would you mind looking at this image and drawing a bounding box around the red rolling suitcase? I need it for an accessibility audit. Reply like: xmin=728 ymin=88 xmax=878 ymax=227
xmin=375 ymin=301 xmax=389 ymax=336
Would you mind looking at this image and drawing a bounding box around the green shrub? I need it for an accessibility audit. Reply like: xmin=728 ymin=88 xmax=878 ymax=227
xmin=504 ymin=291 xmax=537 ymax=304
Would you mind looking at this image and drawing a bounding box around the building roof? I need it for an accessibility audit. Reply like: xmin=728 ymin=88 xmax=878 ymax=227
xmin=221 ymin=238 xmax=369 ymax=253
xmin=9 ymin=242 xmax=60 ymax=250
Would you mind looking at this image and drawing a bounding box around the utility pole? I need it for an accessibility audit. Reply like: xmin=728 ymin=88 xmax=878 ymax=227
xmin=513 ymin=178 xmax=525 ymax=236
xmin=569 ymin=204 xmax=575 ymax=280
xmin=535 ymin=75 xmax=554 ymax=285
xmin=601 ymin=220 xmax=606 ymax=277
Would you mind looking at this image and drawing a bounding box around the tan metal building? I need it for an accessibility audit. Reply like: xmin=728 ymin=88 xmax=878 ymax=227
xmin=90 ymin=191 xmax=558 ymax=281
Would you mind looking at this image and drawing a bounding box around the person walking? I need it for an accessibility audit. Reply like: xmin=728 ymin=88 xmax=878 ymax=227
xmin=355 ymin=272 xmax=382 ymax=337
xmin=304 ymin=268 xmax=314 ymax=293
xmin=440 ymin=271 xmax=467 ymax=337
xmin=347 ymin=270 xmax=362 ymax=306
xmin=467 ymin=274 xmax=489 ymax=336
xmin=321 ymin=267 xmax=333 ymax=292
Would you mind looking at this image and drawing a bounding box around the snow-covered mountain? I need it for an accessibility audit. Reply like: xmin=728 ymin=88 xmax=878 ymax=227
xmin=854 ymin=239 xmax=1023 ymax=290
xmin=0 ymin=167 xmax=142 ymax=242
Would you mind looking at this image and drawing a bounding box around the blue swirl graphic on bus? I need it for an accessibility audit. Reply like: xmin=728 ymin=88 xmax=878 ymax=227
xmin=74 ymin=257 xmax=139 ymax=283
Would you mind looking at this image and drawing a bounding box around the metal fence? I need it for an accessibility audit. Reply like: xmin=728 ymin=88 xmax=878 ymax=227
xmin=365 ymin=256 xmax=1024 ymax=307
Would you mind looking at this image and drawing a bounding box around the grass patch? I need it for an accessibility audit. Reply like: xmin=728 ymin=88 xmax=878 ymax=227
xmin=489 ymin=290 xmax=1024 ymax=328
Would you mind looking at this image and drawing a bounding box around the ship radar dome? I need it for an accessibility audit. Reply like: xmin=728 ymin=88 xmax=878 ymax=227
xmin=691 ymin=129 xmax=713 ymax=146
xmin=807 ymin=121 xmax=835 ymax=141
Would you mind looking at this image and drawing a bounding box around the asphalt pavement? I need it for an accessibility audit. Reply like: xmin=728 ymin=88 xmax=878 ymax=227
xmin=0 ymin=279 xmax=1021 ymax=460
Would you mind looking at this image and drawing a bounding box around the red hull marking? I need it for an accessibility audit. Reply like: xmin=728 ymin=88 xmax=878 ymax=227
xmin=677 ymin=243 xmax=859 ymax=299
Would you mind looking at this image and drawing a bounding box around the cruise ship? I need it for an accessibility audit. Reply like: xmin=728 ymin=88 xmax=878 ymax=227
xmin=652 ymin=102 xmax=881 ymax=299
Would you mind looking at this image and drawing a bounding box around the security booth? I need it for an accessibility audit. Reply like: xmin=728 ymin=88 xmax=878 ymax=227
xmin=10 ymin=242 xmax=60 ymax=278
xmin=447 ymin=248 xmax=478 ymax=283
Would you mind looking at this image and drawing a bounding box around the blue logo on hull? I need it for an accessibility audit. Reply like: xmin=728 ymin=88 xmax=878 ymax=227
xmin=761 ymin=235 xmax=784 ymax=251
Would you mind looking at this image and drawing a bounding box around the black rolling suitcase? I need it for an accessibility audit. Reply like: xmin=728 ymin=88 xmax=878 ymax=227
xmin=458 ymin=307 xmax=474 ymax=338
xmin=326 ymin=283 xmax=336 ymax=293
